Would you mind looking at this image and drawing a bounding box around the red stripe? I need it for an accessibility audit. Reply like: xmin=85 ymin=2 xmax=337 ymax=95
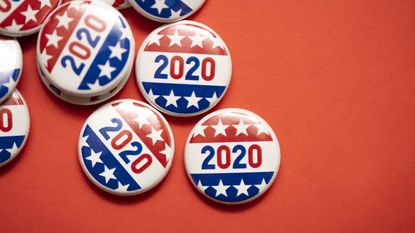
xmin=113 ymin=102 xmax=172 ymax=168
xmin=144 ymin=23 xmax=228 ymax=56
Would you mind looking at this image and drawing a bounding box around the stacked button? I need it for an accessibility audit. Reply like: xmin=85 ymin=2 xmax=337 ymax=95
xmin=136 ymin=20 xmax=232 ymax=117
xmin=185 ymin=108 xmax=280 ymax=204
xmin=0 ymin=90 xmax=30 ymax=167
xmin=36 ymin=0 xmax=135 ymax=105
xmin=0 ymin=37 xmax=22 ymax=104
xmin=78 ymin=99 xmax=175 ymax=195
xmin=0 ymin=0 xmax=61 ymax=37
xmin=129 ymin=0 xmax=206 ymax=22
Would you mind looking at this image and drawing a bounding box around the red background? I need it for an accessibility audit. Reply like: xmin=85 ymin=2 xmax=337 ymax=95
xmin=1 ymin=0 xmax=415 ymax=232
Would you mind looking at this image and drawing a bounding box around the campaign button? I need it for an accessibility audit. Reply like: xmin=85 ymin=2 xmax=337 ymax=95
xmin=37 ymin=0 xmax=135 ymax=97
xmin=0 ymin=89 xmax=30 ymax=167
xmin=0 ymin=0 xmax=61 ymax=37
xmin=0 ymin=37 xmax=22 ymax=104
xmin=136 ymin=21 xmax=232 ymax=117
xmin=78 ymin=99 xmax=175 ymax=195
xmin=129 ymin=0 xmax=205 ymax=22
xmin=185 ymin=108 xmax=281 ymax=204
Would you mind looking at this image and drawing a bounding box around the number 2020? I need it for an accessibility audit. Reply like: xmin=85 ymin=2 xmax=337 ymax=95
xmin=201 ymin=144 xmax=262 ymax=170
xmin=0 ymin=108 xmax=12 ymax=132
xmin=154 ymin=55 xmax=216 ymax=81
xmin=61 ymin=15 xmax=107 ymax=75
xmin=99 ymin=118 xmax=152 ymax=174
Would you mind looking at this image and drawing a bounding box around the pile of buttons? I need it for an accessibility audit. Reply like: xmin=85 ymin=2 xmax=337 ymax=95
xmin=0 ymin=0 xmax=280 ymax=205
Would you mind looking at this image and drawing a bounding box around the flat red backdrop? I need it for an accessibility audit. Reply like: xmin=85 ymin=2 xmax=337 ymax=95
xmin=1 ymin=1 xmax=415 ymax=232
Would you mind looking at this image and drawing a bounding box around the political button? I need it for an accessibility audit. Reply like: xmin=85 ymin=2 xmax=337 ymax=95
xmin=136 ymin=21 xmax=232 ymax=117
xmin=0 ymin=89 xmax=30 ymax=167
xmin=37 ymin=63 xmax=130 ymax=105
xmin=129 ymin=0 xmax=205 ymax=22
xmin=0 ymin=0 xmax=61 ymax=37
xmin=37 ymin=0 xmax=135 ymax=97
xmin=0 ymin=37 xmax=22 ymax=104
xmin=185 ymin=108 xmax=280 ymax=204
xmin=78 ymin=99 xmax=175 ymax=195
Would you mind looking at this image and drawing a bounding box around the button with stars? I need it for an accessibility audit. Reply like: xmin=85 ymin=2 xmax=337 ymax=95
xmin=136 ymin=20 xmax=232 ymax=117
xmin=78 ymin=99 xmax=175 ymax=196
xmin=0 ymin=89 xmax=30 ymax=167
xmin=0 ymin=0 xmax=61 ymax=37
xmin=37 ymin=0 xmax=135 ymax=98
xmin=185 ymin=108 xmax=281 ymax=204
xmin=129 ymin=0 xmax=205 ymax=22
xmin=0 ymin=37 xmax=22 ymax=104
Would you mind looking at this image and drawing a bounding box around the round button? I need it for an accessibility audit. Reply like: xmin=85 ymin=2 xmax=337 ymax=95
xmin=185 ymin=108 xmax=280 ymax=204
xmin=78 ymin=99 xmax=175 ymax=195
xmin=129 ymin=0 xmax=205 ymax=22
xmin=37 ymin=63 xmax=130 ymax=105
xmin=136 ymin=21 xmax=232 ymax=117
xmin=0 ymin=37 xmax=22 ymax=104
xmin=0 ymin=0 xmax=61 ymax=37
xmin=37 ymin=0 xmax=135 ymax=97
xmin=0 ymin=89 xmax=30 ymax=167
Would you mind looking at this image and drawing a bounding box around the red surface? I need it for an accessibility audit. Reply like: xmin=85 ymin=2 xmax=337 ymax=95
xmin=1 ymin=1 xmax=415 ymax=232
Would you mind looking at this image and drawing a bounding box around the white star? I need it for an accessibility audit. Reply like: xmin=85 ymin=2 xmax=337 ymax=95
xmin=116 ymin=182 xmax=130 ymax=192
xmin=169 ymin=9 xmax=182 ymax=19
xmin=189 ymin=32 xmax=205 ymax=48
xmin=234 ymin=179 xmax=251 ymax=197
xmin=108 ymin=42 xmax=127 ymax=61
xmin=45 ymin=30 xmax=62 ymax=48
xmin=40 ymin=50 xmax=52 ymax=68
xmin=211 ymin=36 xmax=224 ymax=50
xmin=119 ymin=25 xmax=129 ymax=41
xmin=148 ymin=34 xmax=164 ymax=46
xmin=163 ymin=90 xmax=181 ymax=108
xmin=193 ymin=125 xmax=208 ymax=137
xmin=255 ymin=179 xmax=268 ymax=192
xmin=254 ymin=123 xmax=270 ymax=136
xmin=132 ymin=115 xmax=150 ymax=129
xmin=98 ymin=61 xmax=116 ymax=79
xmin=55 ymin=12 xmax=73 ymax=30
xmin=80 ymin=134 xmax=89 ymax=147
xmin=86 ymin=150 xmax=102 ymax=168
xmin=211 ymin=119 xmax=228 ymax=137
xmin=212 ymin=180 xmax=230 ymax=197
xmin=99 ymin=166 xmax=116 ymax=184
xmin=160 ymin=143 xmax=172 ymax=161
xmin=4 ymin=143 xmax=19 ymax=154
xmin=151 ymin=0 xmax=169 ymax=14
xmin=21 ymin=5 xmax=38 ymax=24
xmin=146 ymin=89 xmax=160 ymax=103
xmin=184 ymin=91 xmax=202 ymax=109
xmin=233 ymin=119 xmax=250 ymax=136
xmin=39 ymin=0 xmax=52 ymax=8
xmin=5 ymin=20 xmax=23 ymax=32
xmin=87 ymin=79 xmax=102 ymax=90
xmin=206 ymin=92 xmax=219 ymax=106
xmin=146 ymin=127 xmax=164 ymax=145
xmin=2 ymin=75 xmax=16 ymax=89
xmin=167 ymin=30 xmax=185 ymax=47
xmin=197 ymin=180 xmax=208 ymax=192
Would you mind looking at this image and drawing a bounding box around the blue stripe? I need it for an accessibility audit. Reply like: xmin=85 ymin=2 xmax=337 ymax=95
xmin=190 ymin=172 xmax=274 ymax=203
xmin=135 ymin=0 xmax=193 ymax=18
xmin=81 ymin=125 xmax=141 ymax=191
xmin=78 ymin=17 xmax=131 ymax=90
xmin=0 ymin=69 xmax=20 ymax=99
xmin=142 ymin=82 xmax=226 ymax=114
xmin=0 ymin=135 xmax=25 ymax=164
